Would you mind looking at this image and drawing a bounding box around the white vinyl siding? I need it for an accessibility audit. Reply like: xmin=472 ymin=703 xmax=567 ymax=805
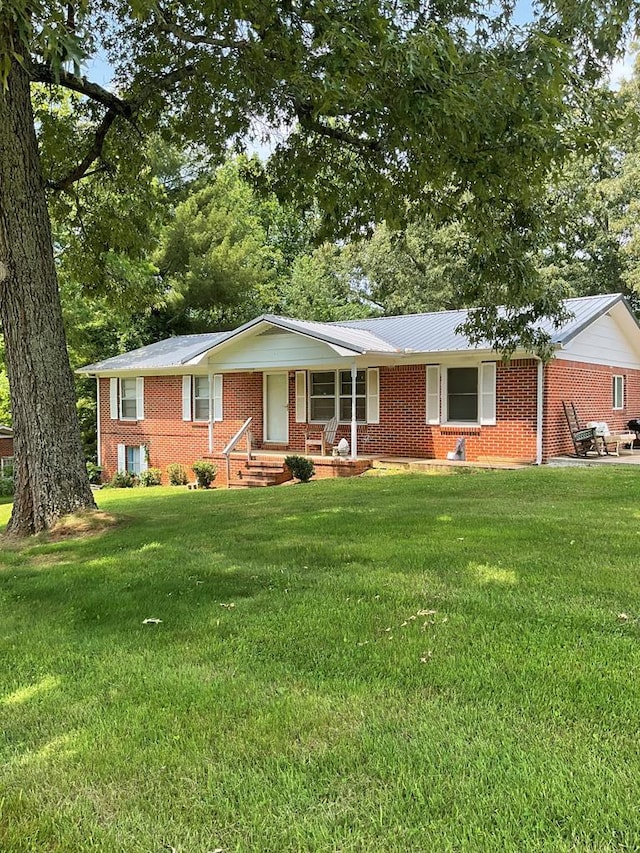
xmin=479 ymin=362 xmax=497 ymax=425
xmin=613 ymin=374 xmax=624 ymax=410
xmin=426 ymin=366 xmax=440 ymax=424
xmin=295 ymin=371 xmax=307 ymax=422
xmin=366 ymin=368 xmax=380 ymax=424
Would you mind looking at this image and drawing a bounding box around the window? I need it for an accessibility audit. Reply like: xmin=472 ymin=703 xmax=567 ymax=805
xmin=126 ymin=445 xmax=141 ymax=475
xmin=447 ymin=367 xmax=478 ymax=422
xmin=309 ymin=371 xmax=337 ymax=422
xmin=110 ymin=377 xmax=143 ymax=421
xmin=193 ymin=376 xmax=210 ymax=421
xmin=308 ymin=370 xmax=367 ymax=422
xmin=120 ymin=378 xmax=138 ymax=419
xmin=440 ymin=363 xmax=496 ymax=425
xmin=613 ymin=375 xmax=624 ymax=410
xmin=182 ymin=374 xmax=223 ymax=422
xmin=339 ymin=370 xmax=366 ymax=421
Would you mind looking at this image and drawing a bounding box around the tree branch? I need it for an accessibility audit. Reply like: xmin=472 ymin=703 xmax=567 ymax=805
xmin=30 ymin=63 xmax=133 ymax=119
xmin=40 ymin=63 xmax=196 ymax=191
xmin=296 ymin=105 xmax=382 ymax=153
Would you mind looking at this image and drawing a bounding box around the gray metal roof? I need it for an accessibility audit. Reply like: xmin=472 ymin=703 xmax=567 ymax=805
xmin=333 ymin=293 xmax=625 ymax=351
xmin=78 ymin=293 xmax=629 ymax=373
xmin=257 ymin=315 xmax=398 ymax=353
xmin=78 ymin=331 xmax=231 ymax=373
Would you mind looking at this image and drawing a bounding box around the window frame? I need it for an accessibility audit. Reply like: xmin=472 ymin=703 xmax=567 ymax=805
xmin=444 ymin=366 xmax=480 ymax=424
xmin=119 ymin=378 xmax=138 ymax=421
xmin=125 ymin=445 xmax=141 ymax=475
xmin=613 ymin=374 xmax=625 ymax=410
xmin=193 ymin=375 xmax=211 ymax=422
xmin=307 ymin=369 xmax=367 ymax=424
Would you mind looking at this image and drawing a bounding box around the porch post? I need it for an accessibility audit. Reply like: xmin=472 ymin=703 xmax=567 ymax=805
xmin=208 ymin=372 xmax=214 ymax=454
xmin=350 ymin=361 xmax=358 ymax=460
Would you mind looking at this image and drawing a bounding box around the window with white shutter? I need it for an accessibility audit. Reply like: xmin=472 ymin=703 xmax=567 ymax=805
xmin=426 ymin=366 xmax=440 ymax=424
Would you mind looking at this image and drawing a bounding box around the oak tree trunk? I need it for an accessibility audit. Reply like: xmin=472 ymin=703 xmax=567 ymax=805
xmin=0 ymin=58 xmax=96 ymax=536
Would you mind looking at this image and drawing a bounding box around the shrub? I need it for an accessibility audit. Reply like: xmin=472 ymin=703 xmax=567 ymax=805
xmin=86 ymin=461 xmax=103 ymax=485
xmin=139 ymin=467 xmax=162 ymax=487
xmin=110 ymin=470 xmax=137 ymax=488
xmin=0 ymin=476 xmax=14 ymax=496
xmin=192 ymin=460 xmax=217 ymax=489
xmin=167 ymin=463 xmax=188 ymax=486
xmin=284 ymin=455 xmax=315 ymax=483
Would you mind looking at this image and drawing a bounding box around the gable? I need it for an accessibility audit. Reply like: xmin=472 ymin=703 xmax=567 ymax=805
xmin=557 ymin=301 xmax=640 ymax=369
xmin=201 ymin=327 xmax=358 ymax=370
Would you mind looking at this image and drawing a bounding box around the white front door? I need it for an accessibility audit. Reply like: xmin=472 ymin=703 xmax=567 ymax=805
xmin=264 ymin=373 xmax=289 ymax=443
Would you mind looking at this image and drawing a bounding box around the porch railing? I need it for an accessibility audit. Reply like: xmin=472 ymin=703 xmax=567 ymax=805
xmin=222 ymin=417 xmax=254 ymax=487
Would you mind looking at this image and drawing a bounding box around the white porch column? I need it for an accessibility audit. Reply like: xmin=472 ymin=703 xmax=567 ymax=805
xmin=208 ymin=372 xmax=214 ymax=454
xmin=350 ymin=361 xmax=358 ymax=460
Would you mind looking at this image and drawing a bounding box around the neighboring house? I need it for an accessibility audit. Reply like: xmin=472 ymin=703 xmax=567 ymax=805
xmin=78 ymin=293 xmax=640 ymax=485
xmin=0 ymin=425 xmax=13 ymax=473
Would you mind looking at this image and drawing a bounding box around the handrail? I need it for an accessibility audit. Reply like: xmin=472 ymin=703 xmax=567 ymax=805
xmin=223 ymin=417 xmax=254 ymax=487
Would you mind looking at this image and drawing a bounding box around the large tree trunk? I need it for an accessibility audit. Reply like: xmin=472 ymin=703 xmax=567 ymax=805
xmin=0 ymin=57 xmax=96 ymax=536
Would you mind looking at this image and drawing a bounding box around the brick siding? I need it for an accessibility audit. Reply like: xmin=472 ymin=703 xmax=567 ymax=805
xmin=0 ymin=437 xmax=12 ymax=457
xmin=543 ymin=359 xmax=640 ymax=460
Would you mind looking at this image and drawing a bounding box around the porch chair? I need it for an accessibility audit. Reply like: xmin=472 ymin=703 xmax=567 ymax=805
xmin=304 ymin=415 xmax=339 ymax=456
xmin=562 ymin=401 xmax=599 ymax=457
xmin=585 ymin=420 xmax=636 ymax=456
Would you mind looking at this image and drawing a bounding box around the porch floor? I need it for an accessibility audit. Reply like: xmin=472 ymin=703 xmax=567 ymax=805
xmin=547 ymin=451 xmax=640 ymax=466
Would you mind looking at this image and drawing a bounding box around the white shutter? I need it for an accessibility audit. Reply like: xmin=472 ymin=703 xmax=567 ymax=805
xmin=110 ymin=378 xmax=118 ymax=420
xmin=480 ymin=362 xmax=497 ymax=425
xmin=295 ymin=371 xmax=307 ymax=423
xmin=136 ymin=377 xmax=144 ymax=420
xmin=213 ymin=374 xmax=223 ymax=422
xmin=139 ymin=445 xmax=148 ymax=473
xmin=426 ymin=366 xmax=440 ymax=424
xmin=117 ymin=443 xmax=126 ymax=472
xmin=366 ymin=368 xmax=380 ymax=424
xmin=182 ymin=375 xmax=192 ymax=421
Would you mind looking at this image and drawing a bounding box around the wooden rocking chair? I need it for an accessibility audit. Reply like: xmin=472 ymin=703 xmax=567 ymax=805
xmin=562 ymin=401 xmax=599 ymax=457
xmin=304 ymin=415 xmax=339 ymax=456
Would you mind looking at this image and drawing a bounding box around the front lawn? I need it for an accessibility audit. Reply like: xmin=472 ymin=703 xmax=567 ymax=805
xmin=2 ymin=469 xmax=640 ymax=852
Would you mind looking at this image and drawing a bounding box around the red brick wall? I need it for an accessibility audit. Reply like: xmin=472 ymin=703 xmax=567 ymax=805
xmin=543 ymin=359 xmax=640 ymax=460
xmin=99 ymin=374 xmax=263 ymax=484
xmin=0 ymin=437 xmax=13 ymax=457
xmin=103 ymin=357 xmax=640 ymax=480
xmin=286 ymin=361 xmax=538 ymax=463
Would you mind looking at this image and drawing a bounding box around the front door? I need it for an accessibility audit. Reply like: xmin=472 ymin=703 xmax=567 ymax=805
xmin=264 ymin=373 xmax=289 ymax=443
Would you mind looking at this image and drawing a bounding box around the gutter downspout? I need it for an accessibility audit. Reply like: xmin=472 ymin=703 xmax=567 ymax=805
xmin=95 ymin=376 xmax=101 ymax=469
xmin=536 ymin=358 xmax=544 ymax=465
xmin=350 ymin=361 xmax=358 ymax=460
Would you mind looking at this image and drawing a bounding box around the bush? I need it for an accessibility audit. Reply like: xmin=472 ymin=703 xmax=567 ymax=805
xmin=192 ymin=460 xmax=217 ymax=489
xmin=139 ymin=467 xmax=162 ymax=487
xmin=110 ymin=470 xmax=137 ymax=488
xmin=284 ymin=455 xmax=315 ymax=483
xmin=0 ymin=476 xmax=14 ymax=496
xmin=86 ymin=461 xmax=103 ymax=485
xmin=167 ymin=463 xmax=188 ymax=486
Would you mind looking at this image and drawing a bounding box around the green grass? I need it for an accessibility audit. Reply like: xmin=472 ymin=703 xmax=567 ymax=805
xmin=2 ymin=469 xmax=640 ymax=852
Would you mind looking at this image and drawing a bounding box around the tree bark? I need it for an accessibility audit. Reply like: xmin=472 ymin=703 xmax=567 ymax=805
xmin=0 ymin=57 xmax=96 ymax=536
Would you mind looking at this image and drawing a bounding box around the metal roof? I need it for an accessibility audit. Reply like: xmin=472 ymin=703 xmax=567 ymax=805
xmin=78 ymin=293 xmax=630 ymax=373
xmin=78 ymin=331 xmax=231 ymax=373
xmin=333 ymin=293 xmax=626 ymax=351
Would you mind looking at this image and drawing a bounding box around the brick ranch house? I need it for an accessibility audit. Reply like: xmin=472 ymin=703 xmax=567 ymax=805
xmin=79 ymin=293 xmax=640 ymax=486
